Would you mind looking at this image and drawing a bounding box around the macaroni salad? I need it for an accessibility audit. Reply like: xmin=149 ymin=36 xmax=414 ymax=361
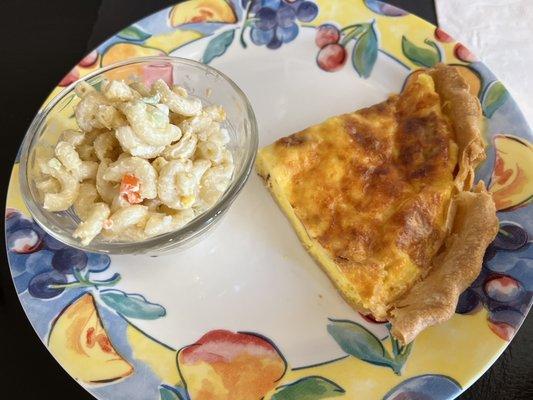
xmin=34 ymin=78 xmax=234 ymax=245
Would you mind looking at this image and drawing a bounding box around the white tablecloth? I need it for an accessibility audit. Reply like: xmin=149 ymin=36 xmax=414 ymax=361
xmin=436 ymin=0 xmax=533 ymax=127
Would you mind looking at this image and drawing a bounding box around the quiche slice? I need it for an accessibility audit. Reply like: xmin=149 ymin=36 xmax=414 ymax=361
xmin=256 ymin=64 xmax=499 ymax=344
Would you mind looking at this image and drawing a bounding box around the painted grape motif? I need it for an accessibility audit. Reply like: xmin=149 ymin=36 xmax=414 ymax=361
xmin=5 ymin=209 xmax=117 ymax=299
xmin=456 ymin=222 xmax=532 ymax=340
xmin=205 ymin=1 xmax=379 ymax=80
xmin=204 ymin=1 xmax=319 ymax=63
xmin=456 ymin=289 xmax=482 ymax=315
xmin=206 ymin=0 xmax=383 ymax=78
xmin=28 ymin=271 xmax=68 ymax=299
xmin=52 ymin=248 xmax=88 ymax=274
xmin=246 ymin=0 xmax=318 ymax=48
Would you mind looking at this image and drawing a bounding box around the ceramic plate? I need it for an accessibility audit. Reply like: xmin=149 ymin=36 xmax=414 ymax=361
xmin=5 ymin=1 xmax=533 ymax=399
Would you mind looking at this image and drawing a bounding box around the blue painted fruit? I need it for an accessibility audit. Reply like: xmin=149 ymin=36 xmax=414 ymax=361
xmin=28 ymin=271 xmax=67 ymax=299
xmin=52 ymin=248 xmax=88 ymax=274
xmin=456 ymin=288 xmax=481 ymax=314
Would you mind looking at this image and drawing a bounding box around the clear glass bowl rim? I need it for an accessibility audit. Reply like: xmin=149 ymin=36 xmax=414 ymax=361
xmin=18 ymin=56 xmax=259 ymax=254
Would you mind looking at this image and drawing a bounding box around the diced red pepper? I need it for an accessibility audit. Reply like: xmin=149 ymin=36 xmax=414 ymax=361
xmin=119 ymin=174 xmax=142 ymax=204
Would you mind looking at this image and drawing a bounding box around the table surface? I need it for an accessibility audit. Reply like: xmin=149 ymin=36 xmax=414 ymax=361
xmin=0 ymin=1 xmax=531 ymax=399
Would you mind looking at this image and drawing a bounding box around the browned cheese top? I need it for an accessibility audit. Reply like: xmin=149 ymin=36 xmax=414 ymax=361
xmin=270 ymin=73 xmax=458 ymax=305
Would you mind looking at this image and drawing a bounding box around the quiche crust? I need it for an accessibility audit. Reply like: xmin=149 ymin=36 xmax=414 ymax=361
xmin=256 ymin=64 xmax=498 ymax=343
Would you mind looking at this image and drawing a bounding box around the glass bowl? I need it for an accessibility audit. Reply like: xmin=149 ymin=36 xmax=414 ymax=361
xmin=19 ymin=56 xmax=258 ymax=255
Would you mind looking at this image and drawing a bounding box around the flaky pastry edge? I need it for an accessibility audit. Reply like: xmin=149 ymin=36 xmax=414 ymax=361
xmin=388 ymin=64 xmax=499 ymax=344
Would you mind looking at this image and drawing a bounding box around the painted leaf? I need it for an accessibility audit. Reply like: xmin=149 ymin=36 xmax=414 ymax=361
xmin=402 ymin=36 xmax=441 ymax=67
xmin=100 ymin=290 xmax=166 ymax=320
xmin=327 ymin=319 xmax=393 ymax=367
xmin=271 ymin=376 xmax=345 ymax=400
xmin=202 ymin=29 xmax=235 ymax=64
xmin=353 ymin=24 xmax=378 ymax=78
xmin=489 ymin=135 xmax=533 ymax=211
xmin=394 ymin=341 xmax=413 ymax=368
xmin=118 ymin=25 xmax=152 ymax=41
xmin=482 ymin=81 xmax=509 ymax=118
xmin=92 ymin=80 xmax=104 ymax=92
xmin=159 ymin=385 xmax=189 ymax=400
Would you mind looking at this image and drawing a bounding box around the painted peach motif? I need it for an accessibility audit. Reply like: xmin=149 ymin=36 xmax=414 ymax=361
xmin=177 ymin=330 xmax=287 ymax=400
xmin=5 ymin=1 xmax=533 ymax=399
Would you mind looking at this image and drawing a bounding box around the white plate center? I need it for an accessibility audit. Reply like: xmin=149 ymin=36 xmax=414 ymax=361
xmin=110 ymin=30 xmax=408 ymax=366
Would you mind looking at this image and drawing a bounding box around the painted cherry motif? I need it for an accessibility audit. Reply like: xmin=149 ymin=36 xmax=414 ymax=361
xmin=487 ymin=307 xmax=523 ymax=341
xmin=5 ymin=207 xmax=18 ymax=219
xmin=5 ymin=210 xmax=34 ymax=232
xmin=78 ymin=50 xmax=98 ymax=68
xmin=315 ymin=24 xmax=347 ymax=72
xmin=315 ymin=23 xmax=341 ymax=48
xmin=314 ymin=21 xmax=377 ymax=75
xmin=454 ymin=43 xmax=477 ymax=62
xmin=317 ymin=44 xmax=347 ymax=72
xmin=488 ymin=320 xmax=515 ymax=341
xmin=484 ymin=275 xmax=523 ymax=303
xmin=7 ymin=228 xmax=42 ymax=254
xmin=434 ymin=27 xmax=453 ymax=43
xmin=177 ymin=330 xmax=286 ymax=400
xmin=58 ymin=67 xmax=80 ymax=87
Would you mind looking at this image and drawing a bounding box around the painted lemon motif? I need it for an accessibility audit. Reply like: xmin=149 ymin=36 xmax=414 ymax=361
xmin=489 ymin=135 xmax=533 ymax=211
xmin=145 ymin=29 xmax=202 ymax=54
xmin=48 ymin=293 xmax=133 ymax=383
xmin=169 ymin=0 xmax=237 ymax=26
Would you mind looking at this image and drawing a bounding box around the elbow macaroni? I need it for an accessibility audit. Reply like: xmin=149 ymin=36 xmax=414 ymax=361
xmin=74 ymin=182 xmax=100 ymax=220
xmin=121 ymin=100 xmax=181 ymax=146
xmin=39 ymin=158 xmax=79 ymax=211
xmin=34 ymin=78 xmax=235 ymax=244
xmin=152 ymin=79 xmax=202 ymax=117
xmin=73 ymin=203 xmax=111 ymax=245
xmin=162 ymin=132 xmax=198 ymax=160
xmin=115 ymin=125 xmax=165 ymax=159
xmin=103 ymin=156 xmax=158 ymax=200
xmin=94 ymin=132 xmax=120 ymax=161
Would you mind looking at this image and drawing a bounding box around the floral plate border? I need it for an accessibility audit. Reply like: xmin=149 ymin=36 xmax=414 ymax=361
xmin=5 ymin=1 xmax=533 ymax=399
